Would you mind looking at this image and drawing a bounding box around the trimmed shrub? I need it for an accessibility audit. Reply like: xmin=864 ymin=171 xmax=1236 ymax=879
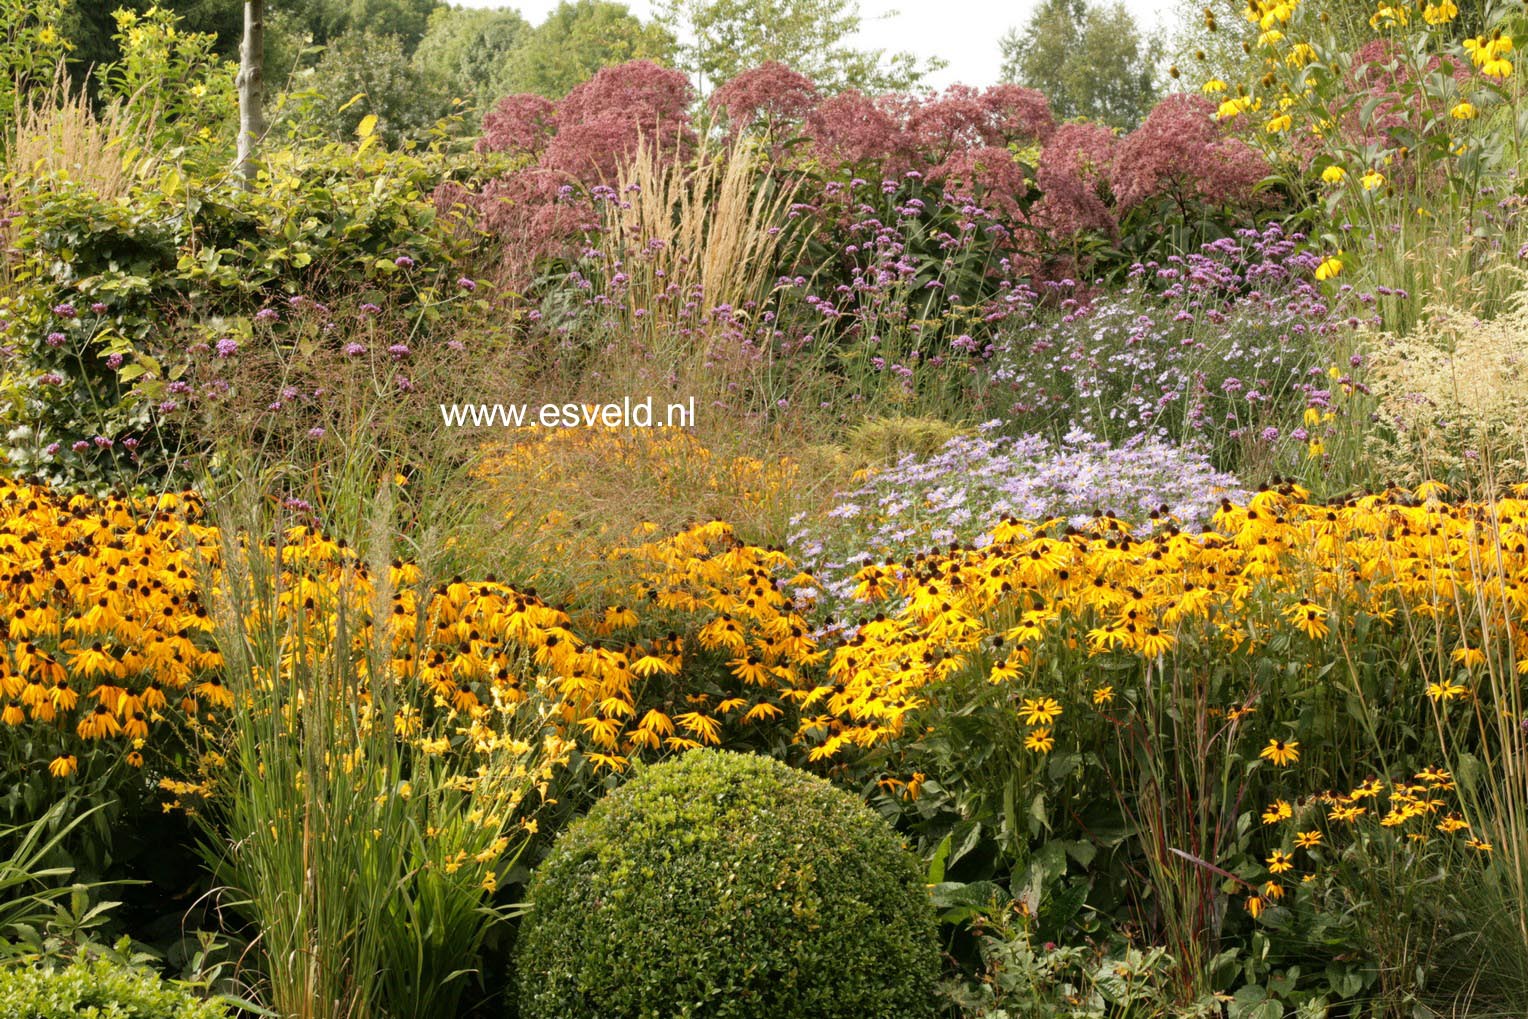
xmin=514 ymin=749 xmax=940 ymax=1019
xmin=0 ymin=959 xmax=229 ymax=1018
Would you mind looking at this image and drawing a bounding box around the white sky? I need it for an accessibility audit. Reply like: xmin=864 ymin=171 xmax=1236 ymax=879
xmin=454 ymin=0 xmax=1175 ymax=90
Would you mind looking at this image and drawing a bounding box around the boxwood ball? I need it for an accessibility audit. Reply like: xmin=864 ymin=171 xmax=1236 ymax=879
xmin=514 ymin=749 xmax=940 ymax=1019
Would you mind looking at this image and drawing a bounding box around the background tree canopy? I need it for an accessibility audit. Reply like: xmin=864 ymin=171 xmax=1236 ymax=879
xmin=654 ymin=0 xmax=941 ymax=94
xmin=501 ymin=0 xmax=675 ymax=98
xmin=1000 ymin=0 xmax=1161 ymax=129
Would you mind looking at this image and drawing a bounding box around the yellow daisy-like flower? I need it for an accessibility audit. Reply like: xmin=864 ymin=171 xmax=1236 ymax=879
xmin=1092 ymin=685 xmax=1115 ymax=706
xmin=1423 ymin=0 xmax=1458 ymax=24
xmin=1260 ymin=738 xmax=1300 ymax=767
xmin=1024 ymin=728 xmax=1055 ymax=754
xmin=1320 ymin=165 xmax=1347 ymax=186
xmin=1267 ymin=849 xmax=1294 ymax=873
xmin=1284 ymin=599 xmax=1328 ymax=639
xmin=48 ymin=754 xmax=78 ymax=778
xmin=1450 ymin=101 xmax=1477 ymax=120
xmin=1294 ymin=829 xmax=1323 ymax=849
xmin=1202 ymin=78 xmax=1228 ymax=94
xmin=1361 ymin=169 xmax=1386 ymax=191
xmin=1018 ymin=696 xmax=1062 ymax=726
xmin=1315 ymin=254 xmax=1343 ymax=280
xmin=1262 ymin=799 xmax=1293 ymax=824
xmin=1265 ymin=114 xmax=1292 ymax=133
xmin=1425 ymin=679 xmax=1467 ymax=702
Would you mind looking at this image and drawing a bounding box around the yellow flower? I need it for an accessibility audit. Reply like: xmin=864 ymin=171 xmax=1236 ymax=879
xmin=1268 ymin=850 xmax=1294 ymax=873
xmin=1202 ymin=79 xmax=1228 ymax=94
xmin=1025 ymin=728 xmax=1055 ymax=754
xmin=1283 ymin=599 xmax=1328 ymax=638
xmin=1320 ymin=164 xmax=1345 ymax=184
xmin=1423 ymin=1 xmax=1458 ymax=23
xmin=1246 ymin=894 xmax=1264 ymax=917
xmin=1361 ymin=169 xmax=1385 ymax=191
xmin=48 ymin=754 xmax=78 ymax=778
xmin=1018 ymin=696 xmax=1062 ymax=726
xmin=1260 ymin=738 xmax=1300 ymax=767
xmin=1426 ymin=680 xmax=1468 ymax=702
xmin=1092 ymin=685 xmax=1115 ymax=706
xmin=1262 ymin=799 xmax=1294 ymax=824
xmin=1294 ymin=829 xmax=1323 ymax=849
xmin=1315 ymin=254 xmax=1343 ymax=280
xmin=1265 ymin=114 xmax=1292 ymax=133
xmin=1450 ymin=101 xmax=1477 ymax=120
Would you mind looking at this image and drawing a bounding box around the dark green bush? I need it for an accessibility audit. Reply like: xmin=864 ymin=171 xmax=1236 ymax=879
xmin=514 ymin=749 xmax=940 ymax=1019
xmin=0 ymin=959 xmax=229 ymax=1018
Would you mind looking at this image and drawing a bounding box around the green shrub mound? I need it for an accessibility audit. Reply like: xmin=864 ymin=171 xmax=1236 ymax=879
xmin=514 ymin=749 xmax=940 ymax=1019
xmin=0 ymin=959 xmax=229 ymax=1018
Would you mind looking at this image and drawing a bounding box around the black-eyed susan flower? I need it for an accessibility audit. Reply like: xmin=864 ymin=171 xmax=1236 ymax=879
xmin=1260 ymin=738 xmax=1300 ymax=767
xmin=1018 ymin=697 xmax=1062 ymax=726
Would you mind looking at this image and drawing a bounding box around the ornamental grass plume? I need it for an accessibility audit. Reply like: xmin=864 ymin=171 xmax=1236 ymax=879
xmin=1366 ymin=293 xmax=1528 ymax=484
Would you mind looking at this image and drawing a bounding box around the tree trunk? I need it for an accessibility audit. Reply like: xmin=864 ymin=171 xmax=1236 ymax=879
xmin=234 ymin=0 xmax=266 ymax=185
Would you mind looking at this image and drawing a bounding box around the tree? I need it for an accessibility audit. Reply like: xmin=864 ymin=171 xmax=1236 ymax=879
xmin=1000 ymin=0 xmax=1161 ymax=129
xmin=655 ymin=0 xmax=940 ymax=94
xmin=413 ymin=4 xmax=528 ymax=110
xmin=503 ymin=0 xmax=675 ymax=99
xmin=303 ymin=28 xmax=451 ymax=144
xmin=235 ymin=0 xmax=265 ymax=182
xmin=272 ymin=0 xmax=439 ymax=53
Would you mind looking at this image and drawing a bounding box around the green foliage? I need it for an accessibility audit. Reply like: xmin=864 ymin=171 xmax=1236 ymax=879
xmin=413 ymin=5 xmax=529 ymax=111
xmin=655 ymin=0 xmax=941 ymax=94
xmin=94 ymin=6 xmax=237 ymax=158
xmin=0 ymin=802 xmax=110 ymax=945
xmin=943 ymin=904 xmax=1178 ymax=1019
xmin=0 ymin=958 xmax=229 ymax=1018
xmin=301 ymin=28 xmax=453 ymax=144
xmin=0 ymin=142 xmax=480 ymax=489
xmin=999 ymin=0 xmax=1161 ymax=129
xmin=515 ymin=749 xmax=941 ymax=1019
xmin=504 ymin=0 xmax=675 ymax=98
xmin=0 ymin=0 xmax=73 ymax=132
xmin=275 ymin=0 xmax=440 ymax=53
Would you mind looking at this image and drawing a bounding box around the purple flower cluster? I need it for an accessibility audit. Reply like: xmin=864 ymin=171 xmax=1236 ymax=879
xmin=790 ymin=423 xmax=1247 ymax=612
xmin=986 ymin=223 xmax=1375 ymax=459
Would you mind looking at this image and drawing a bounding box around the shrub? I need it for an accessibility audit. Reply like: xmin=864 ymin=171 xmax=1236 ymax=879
xmin=0 ymin=959 xmax=229 ymax=1018
xmin=1 ymin=142 xmax=483 ymax=488
xmin=514 ymin=749 xmax=941 ymax=1019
